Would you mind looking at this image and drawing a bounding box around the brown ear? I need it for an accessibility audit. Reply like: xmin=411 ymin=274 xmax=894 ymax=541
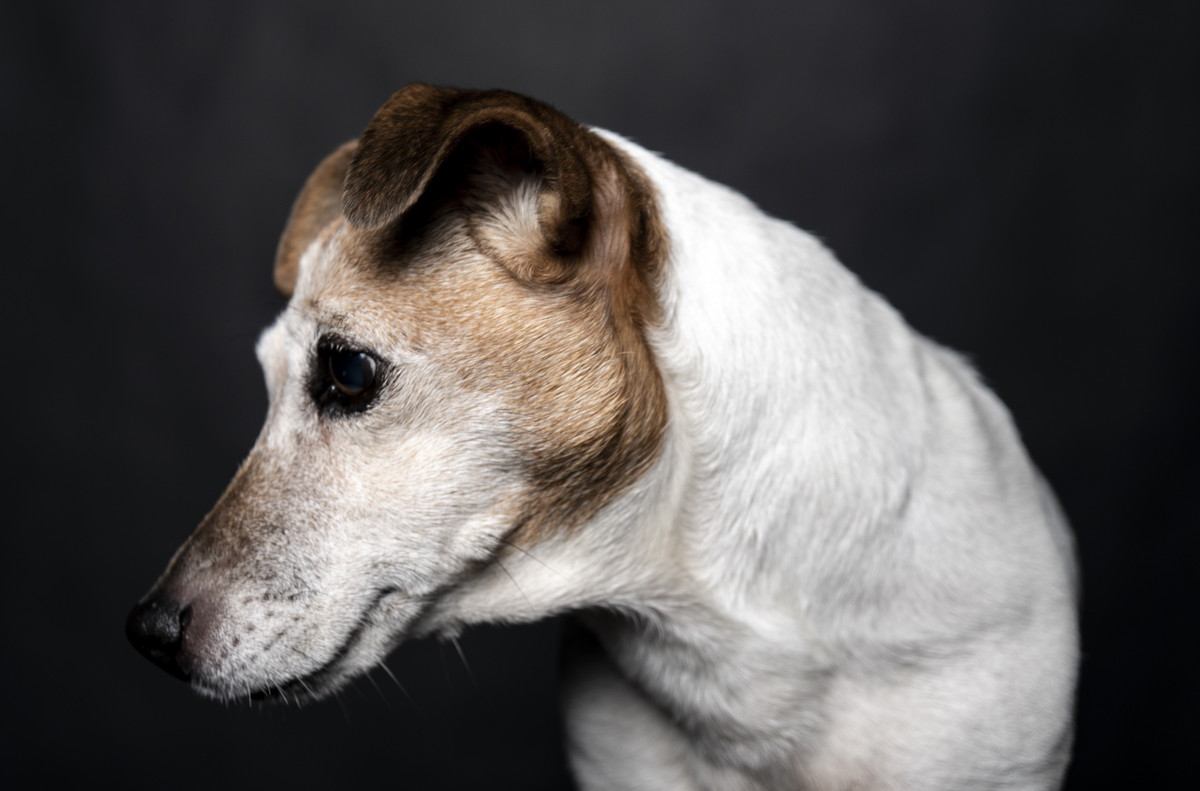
xmin=273 ymin=140 xmax=358 ymax=296
xmin=342 ymin=84 xmax=595 ymax=259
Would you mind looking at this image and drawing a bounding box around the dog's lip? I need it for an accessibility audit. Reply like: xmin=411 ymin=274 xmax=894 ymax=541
xmin=236 ymin=586 xmax=406 ymax=703
xmin=209 ymin=527 xmax=522 ymax=703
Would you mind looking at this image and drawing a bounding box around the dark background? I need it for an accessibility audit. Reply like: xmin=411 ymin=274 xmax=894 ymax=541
xmin=2 ymin=1 xmax=1196 ymax=788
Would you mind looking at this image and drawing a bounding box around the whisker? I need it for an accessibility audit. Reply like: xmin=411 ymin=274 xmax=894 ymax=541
xmin=449 ymin=635 xmax=474 ymax=684
xmin=295 ymin=677 xmax=316 ymax=700
xmin=289 ymin=644 xmax=323 ymax=668
xmin=364 ymin=668 xmax=390 ymax=707
xmin=495 ymin=556 xmax=533 ymax=609
xmin=499 ymin=537 xmax=563 ymax=577
xmin=376 ymin=660 xmax=413 ymax=703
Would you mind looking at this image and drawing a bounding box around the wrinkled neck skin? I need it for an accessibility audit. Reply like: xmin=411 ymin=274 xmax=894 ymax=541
xmin=425 ymin=133 xmax=1076 ymax=782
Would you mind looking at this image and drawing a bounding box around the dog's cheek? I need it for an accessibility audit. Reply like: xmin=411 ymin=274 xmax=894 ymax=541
xmin=332 ymin=417 xmax=523 ymax=585
xmin=190 ymin=387 xmax=520 ymax=692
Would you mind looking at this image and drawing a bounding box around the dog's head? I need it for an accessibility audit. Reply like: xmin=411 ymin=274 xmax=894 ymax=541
xmin=127 ymin=85 xmax=667 ymax=701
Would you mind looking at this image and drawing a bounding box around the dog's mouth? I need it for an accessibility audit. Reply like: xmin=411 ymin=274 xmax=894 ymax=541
xmin=193 ymin=586 xmax=415 ymax=704
xmin=259 ymin=587 xmax=404 ymax=702
xmin=191 ymin=527 xmax=522 ymax=705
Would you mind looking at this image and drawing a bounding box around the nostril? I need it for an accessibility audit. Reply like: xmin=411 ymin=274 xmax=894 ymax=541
xmin=126 ymin=594 xmax=192 ymax=682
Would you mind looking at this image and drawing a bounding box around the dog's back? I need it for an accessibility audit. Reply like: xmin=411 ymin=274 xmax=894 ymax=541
xmin=562 ymin=131 xmax=1080 ymax=790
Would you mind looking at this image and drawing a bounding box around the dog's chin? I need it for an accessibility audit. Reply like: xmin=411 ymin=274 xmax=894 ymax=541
xmin=191 ymin=589 xmax=421 ymax=706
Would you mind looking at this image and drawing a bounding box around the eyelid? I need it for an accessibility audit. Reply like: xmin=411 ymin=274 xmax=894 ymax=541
xmin=310 ymin=335 xmax=389 ymax=416
xmin=319 ymin=332 xmax=364 ymax=354
xmin=316 ymin=331 xmax=407 ymax=368
xmin=309 ymin=312 xmax=424 ymax=365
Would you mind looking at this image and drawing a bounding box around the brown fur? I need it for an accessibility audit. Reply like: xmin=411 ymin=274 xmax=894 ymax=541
xmin=274 ymin=140 xmax=357 ymax=295
xmin=281 ymin=85 xmax=669 ymax=545
xmin=343 ymin=84 xmax=595 ymax=260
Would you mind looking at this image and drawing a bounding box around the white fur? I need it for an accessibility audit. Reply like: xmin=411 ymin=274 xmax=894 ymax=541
xmin=183 ymin=128 xmax=1076 ymax=788
xmin=426 ymin=132 xmax=1079 ymax=789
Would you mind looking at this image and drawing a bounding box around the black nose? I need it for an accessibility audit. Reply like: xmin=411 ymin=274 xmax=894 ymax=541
xmin=126 ymin=594 xmax=192 ymax=681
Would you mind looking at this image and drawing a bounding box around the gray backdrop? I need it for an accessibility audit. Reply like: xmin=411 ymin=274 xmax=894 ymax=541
xmin=2 ymin=1 xmax=1196 ymax=788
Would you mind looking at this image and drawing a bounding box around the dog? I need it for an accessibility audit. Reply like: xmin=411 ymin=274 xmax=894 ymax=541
xmin=127 ymin=84 xmax=1079 ymax=790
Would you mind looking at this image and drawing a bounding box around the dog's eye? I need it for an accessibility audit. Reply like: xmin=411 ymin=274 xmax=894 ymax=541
xmin=329 ymin=349 xmax=377 ymax=397
xmin=311 ymin=339 xmax=383 ymax=415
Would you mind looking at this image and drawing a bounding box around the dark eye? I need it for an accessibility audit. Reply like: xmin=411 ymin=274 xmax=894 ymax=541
xmin=311 ymin=338 xmax=384 ymax=415
xmin=329 ymin=349 xmax=376 ymax=397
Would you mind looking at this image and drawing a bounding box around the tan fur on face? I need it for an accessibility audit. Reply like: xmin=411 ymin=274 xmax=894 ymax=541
xmin=280 ymin=86 xmax=669 ymax=545
xmin=274 ymin=141 xmax=357 ymax=295
xmin=313 ymin=170 xmax=664 ymax=543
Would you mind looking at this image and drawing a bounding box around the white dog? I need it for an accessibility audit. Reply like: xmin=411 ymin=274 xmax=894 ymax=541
xmin=128 ymin=84 xmax=1079 ymax=790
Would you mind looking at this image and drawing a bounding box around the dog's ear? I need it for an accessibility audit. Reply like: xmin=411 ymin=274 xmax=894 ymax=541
xmin=342 ymin=84 xmax=598 ymax=280
xmin=273 ymin=140 xmax=357 ymax=296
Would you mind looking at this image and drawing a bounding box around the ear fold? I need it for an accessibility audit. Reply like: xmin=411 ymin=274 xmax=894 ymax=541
xmin=342 ymin=84 xmax=596 ymax=260
xmin=273 ymin=140 xmax=357 ymax=296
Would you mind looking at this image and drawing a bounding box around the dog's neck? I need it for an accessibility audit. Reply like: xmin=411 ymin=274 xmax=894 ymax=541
xmin=428 ymin=132 xmax=942 ymax=768
xmin=594 ymin=133 xmax=937 ymax=768
xmin=603 ymin=130 xmax=931 ymax=628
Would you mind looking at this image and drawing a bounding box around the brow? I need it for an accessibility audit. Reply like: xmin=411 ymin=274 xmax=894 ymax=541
xmin=286 ymin=300 xmax=423 ymax=359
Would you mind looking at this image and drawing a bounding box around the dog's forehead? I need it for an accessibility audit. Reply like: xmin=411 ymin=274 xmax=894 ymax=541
xmin=283 ymin=217 xmax=462 ymax=349
xmin=284 ymin=212 xmax=593 ymax=363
